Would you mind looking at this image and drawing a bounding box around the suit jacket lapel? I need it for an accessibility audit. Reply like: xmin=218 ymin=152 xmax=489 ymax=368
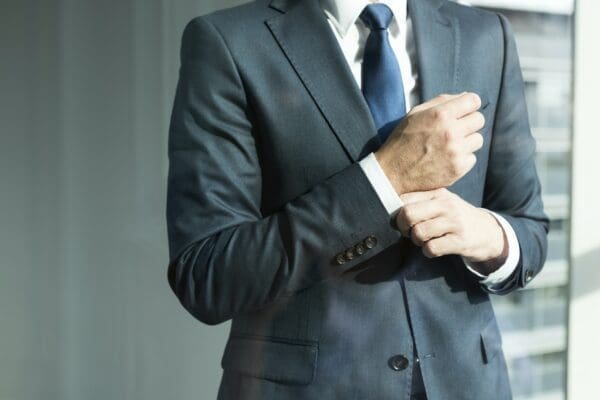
xmin=410 ymin=0 xmax=482 ymax=200
xmin=409 ymin=0 xmax=459 ymax=102
xmin=265 ymin=0 xmax=460 ymax=160
xmin=266 ymin=0 xmax=381 ymax=161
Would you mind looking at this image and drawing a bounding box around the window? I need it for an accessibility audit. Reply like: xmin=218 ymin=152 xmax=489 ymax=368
xmin=468 ymin=1 xmax=574 ymax=399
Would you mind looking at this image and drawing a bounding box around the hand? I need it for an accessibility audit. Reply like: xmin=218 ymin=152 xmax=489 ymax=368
xmin=374 ymin=92 xmax=485 ymax=195
xmin=395 ymin=188 xmax=508 ymax=274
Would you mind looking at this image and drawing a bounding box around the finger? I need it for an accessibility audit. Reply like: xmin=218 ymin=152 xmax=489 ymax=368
xmin=436 ymin=92 xmax=481 ymax=119
xmin=399 ymin=187 xmax=448 ymax=205
xmin=461 ymin=132 xmax=484 ymax=153
xmin=396 ymin=196 xmax=448 ymax=236
xmin=411 ymin=217 xmax=455 ymax=247
xmin=421 ymin=233 xmax=462 ymax=258
xmin=410 ymin=93 xmax=462 ymax=114
xmin=456 ymin=110 xmax=485 ymax=135
xmin=460 ymin=153 xmax=477 ymax=174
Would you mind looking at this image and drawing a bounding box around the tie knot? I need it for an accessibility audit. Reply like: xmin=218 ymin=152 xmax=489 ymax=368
xmin=360 ymin=4 xmax=394 ymax=31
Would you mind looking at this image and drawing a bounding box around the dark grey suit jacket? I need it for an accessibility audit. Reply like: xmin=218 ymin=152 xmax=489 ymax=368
xmin=166 ymin=0 xmax=549 ymax=398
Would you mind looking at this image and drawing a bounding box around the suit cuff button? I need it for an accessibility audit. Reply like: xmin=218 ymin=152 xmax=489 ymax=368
xmin=344 ymin=249 xmax=355 ymax=261
xmin=334 ymin=254 xmax=346 ymax=265
xmin=354 ymin=243 xmax=366 ymax=256
xmin=364 ymin=235 xmax=377 ymax=249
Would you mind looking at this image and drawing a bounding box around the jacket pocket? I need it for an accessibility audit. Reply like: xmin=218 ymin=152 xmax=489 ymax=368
xmin=480 ymin=316 xmax=503 ymax=364
xmin=221 ymin=334 xmax=318 ymax=385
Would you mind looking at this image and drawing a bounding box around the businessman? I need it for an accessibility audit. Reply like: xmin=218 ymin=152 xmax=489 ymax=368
xmin=166 ymin=0 xmax=549 ymax=399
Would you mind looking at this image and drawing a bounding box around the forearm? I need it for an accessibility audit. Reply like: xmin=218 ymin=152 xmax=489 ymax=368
xmin=167 ymin=16 xmax=398 ymax=324
xmin=167 ymin=162 xmax=401 ymax=325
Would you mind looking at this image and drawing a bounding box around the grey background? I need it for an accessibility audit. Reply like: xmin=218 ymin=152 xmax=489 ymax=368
xmin=1 ymin=0 xmax=244 ymax=399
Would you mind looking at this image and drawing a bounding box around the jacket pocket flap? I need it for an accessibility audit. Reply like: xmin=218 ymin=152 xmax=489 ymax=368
xmin=221 ymin=335 xmax=318 ymax=385
xmin=480 ymin=317 xmax=503 ymax=364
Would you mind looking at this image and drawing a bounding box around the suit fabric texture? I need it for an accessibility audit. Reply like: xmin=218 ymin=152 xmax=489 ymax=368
xmin=166 ymin=0 xmax=549 ymax=398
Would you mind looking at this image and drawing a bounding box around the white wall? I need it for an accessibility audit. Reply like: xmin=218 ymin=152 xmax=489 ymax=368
xmin=1 ymin=2 xmax=62 ymax=399
xmin=568 ymin=1 xmax=600 ymax=399
xmin=1 ymin=1 xmax=245 ymax=399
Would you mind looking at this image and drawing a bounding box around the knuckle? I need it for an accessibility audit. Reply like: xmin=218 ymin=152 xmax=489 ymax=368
xmin=449 ymin=152 xmax=463 ymax=173
xmin=432 ymin=107 xmax=449 ymax=122
xmin=413 ymin=224 xmax=426 ymax=240
xmin=446 ymin=142 xmax=459 ymax=158
xmin=399 ymin=206 xmax=413 ymax=225
xmin=396 ymin=215 xmax=409 ymax=234
xmin=424 ymin=242 xmax=437 ymax=257
xmin=443 ymin=128 xmax=456 ymax=143
xmin=448 ymin=160 xmax=460 ymax=176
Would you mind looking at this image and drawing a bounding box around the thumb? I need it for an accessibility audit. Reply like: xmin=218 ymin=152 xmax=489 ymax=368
xmin=409 ymin=92 xmax=465 ymax=114
xmin=399 ymin=188 xmax=449 ymax=205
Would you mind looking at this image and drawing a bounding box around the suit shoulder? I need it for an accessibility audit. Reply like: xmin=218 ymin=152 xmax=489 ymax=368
xmin=444 ymin=1 xmax=499 ymax=22
xmin=444 ymin=1 xmax=506 ymax=41
xmin=185 ymin=0 xmax=275 ymax=34
xmin=180 ymin=0 xmax=279 ymax=64
xmin=180 ymin=0 xmax=278 ymax=53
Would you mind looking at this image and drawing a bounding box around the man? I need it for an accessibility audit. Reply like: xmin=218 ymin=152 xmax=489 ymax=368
xmin=166 ymin=0 xmax=549 ymax=398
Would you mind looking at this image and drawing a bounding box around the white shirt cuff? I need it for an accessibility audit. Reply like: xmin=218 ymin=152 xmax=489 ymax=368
xmin=359 ymin=152 xmax=520 ymax=288
xmin=462 ymin=211 xmax=520 ymax=287
xmin=359 ymin=152 xmax=403 ymax=216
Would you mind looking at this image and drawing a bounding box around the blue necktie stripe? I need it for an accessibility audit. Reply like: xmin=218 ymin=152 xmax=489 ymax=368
xmin=360 ymin=4 xmax=406 ymax=142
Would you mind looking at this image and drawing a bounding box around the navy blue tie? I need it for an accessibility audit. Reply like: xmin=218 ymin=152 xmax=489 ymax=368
xmin=360 ymin=4 xmax=406 ymax=142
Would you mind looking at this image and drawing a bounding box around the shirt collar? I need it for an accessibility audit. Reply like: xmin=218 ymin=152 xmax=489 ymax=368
xmin=321 ymin=0 xmax=408 ymax=37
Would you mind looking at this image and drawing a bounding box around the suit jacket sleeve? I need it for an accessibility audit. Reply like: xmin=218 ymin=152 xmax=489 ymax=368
xmin=166 ymin=16 xmax=401 ymax=325
xmin=480 ymin=14 xmax=550 ymax=295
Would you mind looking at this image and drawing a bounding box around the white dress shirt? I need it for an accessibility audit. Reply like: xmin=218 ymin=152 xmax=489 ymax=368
xmin=320 ymin=0 xmax=520 ymax=287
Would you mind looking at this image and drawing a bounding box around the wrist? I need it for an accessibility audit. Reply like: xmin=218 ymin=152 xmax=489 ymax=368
xmin=374 ymin=150 xmax=405 ymax=195
xmin=465 ymin=209 xmax=508 ymax=274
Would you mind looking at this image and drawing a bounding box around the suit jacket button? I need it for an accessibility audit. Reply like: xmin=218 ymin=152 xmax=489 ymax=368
xmin=335 ymin=254 xmax=346 ymax=265
xmin=364 ymin=235 xmax=377 ymax=249
xmin=354 ymin=243 xmax=366 ymax=255
xmin=525 ymin=269 xmax=533 ymax=282
xmin=344 ymin=249 xmax=355 ymax=261
xmin=388 ymin=355 xmax=409 ymax=371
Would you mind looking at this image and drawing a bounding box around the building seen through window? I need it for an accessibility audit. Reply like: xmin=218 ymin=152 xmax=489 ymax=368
xmin=468 ymin=1 xmax=574 ymax=399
